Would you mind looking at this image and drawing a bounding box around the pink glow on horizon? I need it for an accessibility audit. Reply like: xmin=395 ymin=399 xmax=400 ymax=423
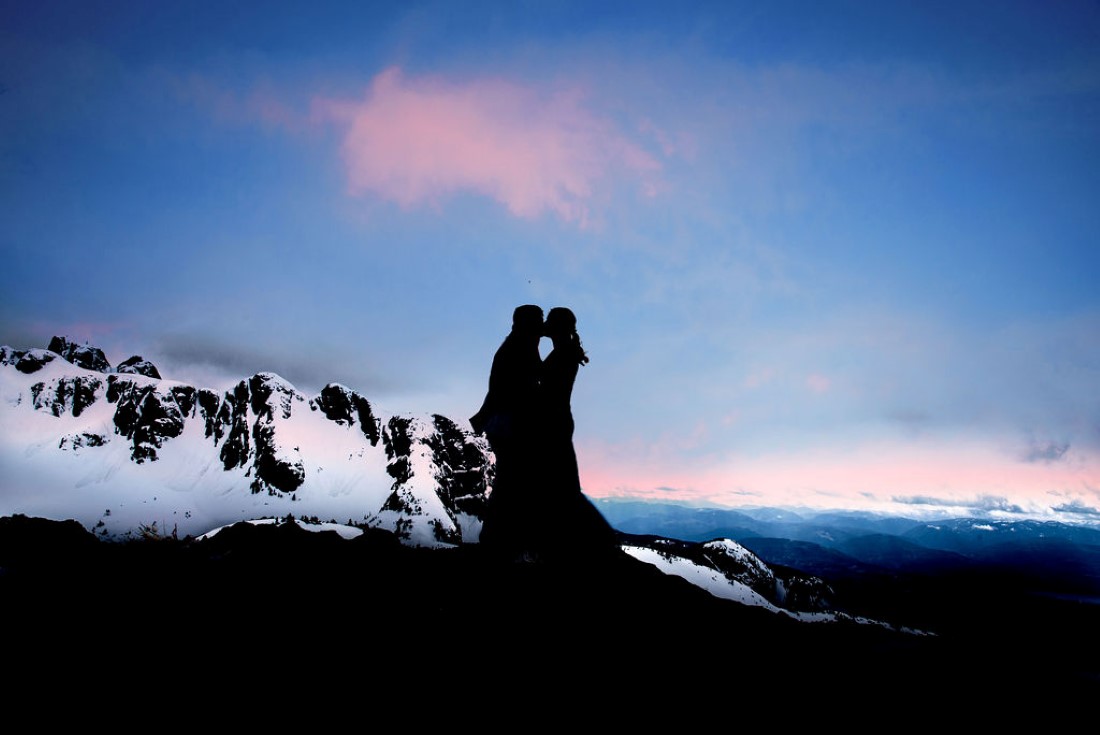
xmin=313 ymin=67 xmax=662 ymax=225
xmin=576 ymin=439 xmax=1100 ymax=518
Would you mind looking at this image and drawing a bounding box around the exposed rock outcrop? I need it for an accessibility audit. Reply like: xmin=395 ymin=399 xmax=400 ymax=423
xmin=117 ymin=355 xmax=162 ymax=379
xmin=48 ymin=336 xmax=111 ymax=372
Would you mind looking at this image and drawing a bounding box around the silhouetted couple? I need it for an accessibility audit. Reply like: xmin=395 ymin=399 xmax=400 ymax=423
xmin=471 ymin=305 xmax=617 ymax=562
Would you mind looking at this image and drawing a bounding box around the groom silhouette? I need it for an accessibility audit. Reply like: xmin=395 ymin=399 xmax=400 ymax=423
xmin=471 ymin=304 xmax=544 ymax=553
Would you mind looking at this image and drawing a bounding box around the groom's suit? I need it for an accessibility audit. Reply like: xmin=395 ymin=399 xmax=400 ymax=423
xmin=471 ymin=305 xmax=544 ymax=552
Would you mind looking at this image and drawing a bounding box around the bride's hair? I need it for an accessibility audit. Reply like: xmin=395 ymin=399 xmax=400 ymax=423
xmin=546 ymin=307 xmax=589 ymax=366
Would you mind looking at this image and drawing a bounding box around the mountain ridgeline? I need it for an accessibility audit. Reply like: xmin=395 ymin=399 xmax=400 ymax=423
xmin=0 ymin=337 xmax=493 ymax=545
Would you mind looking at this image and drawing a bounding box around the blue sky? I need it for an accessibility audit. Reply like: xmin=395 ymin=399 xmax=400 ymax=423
xmin=3 ymin=1 xmax=1099 ymax=519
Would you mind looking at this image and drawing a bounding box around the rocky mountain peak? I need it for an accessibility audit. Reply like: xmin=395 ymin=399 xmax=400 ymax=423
xmin=47 ymin=336 xmax=111 ymax=373
xmin=7 ymin=348 xmax=58 ymax=374
xmin=117 ymin=355 xmax=162 ymax=379
xmin=309 ymin=383 xmax=382 ymax=445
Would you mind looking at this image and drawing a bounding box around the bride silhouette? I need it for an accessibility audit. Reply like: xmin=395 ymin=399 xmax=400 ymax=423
xmin=530 ymin=307 xmax=618 ymax=559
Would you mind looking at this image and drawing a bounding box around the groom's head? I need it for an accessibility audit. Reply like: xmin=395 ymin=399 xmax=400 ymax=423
xmin=512 ymin=304 xmax=544 ymax=336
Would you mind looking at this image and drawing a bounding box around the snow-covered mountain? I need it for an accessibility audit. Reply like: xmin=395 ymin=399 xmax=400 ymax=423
xmin=614 ymin=532 xmax=920 ymax=632
xmin=0 ymin=337 xmax=493 ymax=547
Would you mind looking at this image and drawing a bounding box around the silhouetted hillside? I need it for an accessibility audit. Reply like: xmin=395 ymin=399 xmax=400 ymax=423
xmin=2 ymin=514 xmax=1096 ymax=706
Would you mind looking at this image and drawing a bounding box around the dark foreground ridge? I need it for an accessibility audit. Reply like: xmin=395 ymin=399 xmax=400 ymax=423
xmin=1 ymin=514 xmax=1095 ymax=706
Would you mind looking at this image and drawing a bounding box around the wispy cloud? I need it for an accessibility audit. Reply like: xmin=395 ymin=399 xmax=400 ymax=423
xmin=892 ymin=494 xmax=1028 ymax=515
xmin=1023 ymin=440 xmax=1070 ymax=464
xmin=312 ymin=67 xmax=662 ymax=226
xmin=1051 ymin=499 xmax=1100 ymax=517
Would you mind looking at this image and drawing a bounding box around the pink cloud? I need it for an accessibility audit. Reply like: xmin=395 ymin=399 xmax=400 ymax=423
xmin=805 ymin=373 xmax=831 ymax=394
xmin=313 ymin=67 xmax=662 ymax=226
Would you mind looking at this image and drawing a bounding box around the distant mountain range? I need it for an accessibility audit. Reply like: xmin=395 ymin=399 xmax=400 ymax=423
xmin=597 ymin=497 xmax=1100 ymax=670
xmin=594 ymin=499 xmax=1100 ymax=588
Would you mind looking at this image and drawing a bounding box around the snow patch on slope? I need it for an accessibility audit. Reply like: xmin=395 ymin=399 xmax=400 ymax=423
xmin=197 ymin=516 xmax=365 ymax=540
xmin=623 ymin=543 xmax=925 ymax=630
